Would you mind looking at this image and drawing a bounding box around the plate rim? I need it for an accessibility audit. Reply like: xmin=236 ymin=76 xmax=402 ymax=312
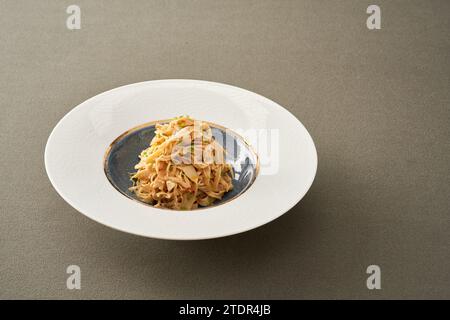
xmin=44 ymin=79 xmax=318 ymax=240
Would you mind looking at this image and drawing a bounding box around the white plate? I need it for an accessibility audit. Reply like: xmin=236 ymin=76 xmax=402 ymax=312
xmin=45 ymin=80 xmax=317 ymax=240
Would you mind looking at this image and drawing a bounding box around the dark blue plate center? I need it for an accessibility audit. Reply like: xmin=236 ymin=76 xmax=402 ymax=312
xmin=104 ymin=122 xmax=259 ymax=210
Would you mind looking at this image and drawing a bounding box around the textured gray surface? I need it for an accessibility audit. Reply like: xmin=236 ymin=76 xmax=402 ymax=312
xmin=1 ymin=0 xmax=449 ymax=299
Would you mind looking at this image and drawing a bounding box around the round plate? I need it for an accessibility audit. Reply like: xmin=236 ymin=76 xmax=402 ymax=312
xmin=45 ymin=80 xmax=317 ymax=240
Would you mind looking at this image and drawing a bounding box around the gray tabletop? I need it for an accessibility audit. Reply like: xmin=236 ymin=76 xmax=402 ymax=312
xmin=1 ymin=0 xmax=449 ymax=299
